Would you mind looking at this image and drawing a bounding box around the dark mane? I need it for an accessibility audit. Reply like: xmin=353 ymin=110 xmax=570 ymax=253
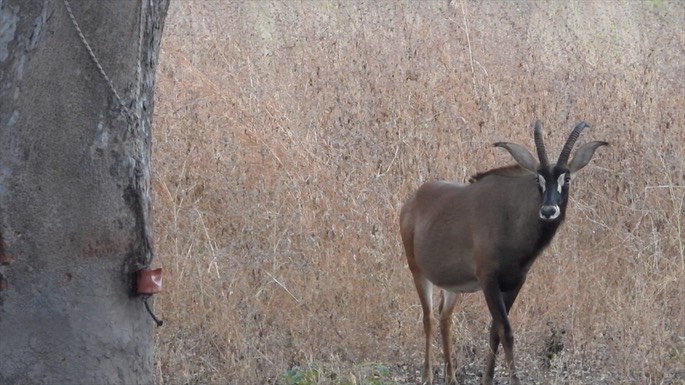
xmin=468 ymin=165 xmax=532 ymax=184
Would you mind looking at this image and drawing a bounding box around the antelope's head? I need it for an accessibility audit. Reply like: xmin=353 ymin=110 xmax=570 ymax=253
xmin=495 ymin=121 xmax=608 ymax=222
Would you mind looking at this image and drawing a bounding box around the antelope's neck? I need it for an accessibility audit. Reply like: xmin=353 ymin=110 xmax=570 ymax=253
xmin=536 ymin=219 xmax=562 ymax=251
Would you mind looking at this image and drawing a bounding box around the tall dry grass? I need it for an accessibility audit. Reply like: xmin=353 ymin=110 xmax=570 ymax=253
xmin=152 ymin=1 xmax=685 ymax=384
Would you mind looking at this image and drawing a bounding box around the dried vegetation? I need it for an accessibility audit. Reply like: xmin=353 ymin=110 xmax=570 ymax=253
xmin=152 ymin=1 xmax=685 ymax=384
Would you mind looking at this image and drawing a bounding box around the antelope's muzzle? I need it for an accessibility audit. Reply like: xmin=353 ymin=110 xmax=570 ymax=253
xmin=539 ymin=205 xmax=560 ymax=221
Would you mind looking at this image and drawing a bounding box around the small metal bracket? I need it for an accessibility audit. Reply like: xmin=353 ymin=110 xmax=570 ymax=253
xmin=137 ymin=267 xmax=162 ymax=294
xmin=137 ymin=268 xmax=163 ymax=327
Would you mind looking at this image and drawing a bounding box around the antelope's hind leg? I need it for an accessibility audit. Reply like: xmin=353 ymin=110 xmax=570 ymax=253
xmin=410 ymin=272 xmax=435 ymax=384
xmin=439 ymin=290 xmax=460 ymax=385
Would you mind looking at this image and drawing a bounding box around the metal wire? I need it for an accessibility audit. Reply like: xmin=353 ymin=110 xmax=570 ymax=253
xmin=144 ymin=296 xmax=164 ymax=327
xmin=63 ymin=0 xmax=146 ymax=118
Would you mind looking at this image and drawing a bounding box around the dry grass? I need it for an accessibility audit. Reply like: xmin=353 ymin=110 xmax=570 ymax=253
xmin=152 ymin=1 xmax=685 ymax=384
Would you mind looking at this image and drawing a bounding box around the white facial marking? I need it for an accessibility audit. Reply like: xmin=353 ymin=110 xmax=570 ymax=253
xmin=557 ymin=173 xmax=566 ymax=194
xmin=538 ymin=174 xmax=546 ymax=192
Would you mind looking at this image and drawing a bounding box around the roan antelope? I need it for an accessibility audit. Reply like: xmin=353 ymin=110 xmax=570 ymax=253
xmin=400 ymin=121 xmax=607 ymax=385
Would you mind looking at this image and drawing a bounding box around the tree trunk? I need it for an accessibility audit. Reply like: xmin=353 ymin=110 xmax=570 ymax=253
xmin=0 ymin=1 xmax=169 ymax=384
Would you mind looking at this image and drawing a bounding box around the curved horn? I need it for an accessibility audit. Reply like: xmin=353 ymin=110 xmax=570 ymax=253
xmin=557 ymin=121 xmax=589 ymax=166
xmin=533 ymin=120 xmax=549 ymax=167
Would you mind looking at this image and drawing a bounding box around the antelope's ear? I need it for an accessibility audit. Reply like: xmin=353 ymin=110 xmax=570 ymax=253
xmin=494 ymin=142 xmax=538 ymax=173
xmin=568 ymin=141 xmax=609 ymax=173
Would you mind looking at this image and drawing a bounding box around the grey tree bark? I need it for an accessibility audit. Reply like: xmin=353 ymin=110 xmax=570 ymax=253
xmin=0 ymin=1 xmax=169 ymax=384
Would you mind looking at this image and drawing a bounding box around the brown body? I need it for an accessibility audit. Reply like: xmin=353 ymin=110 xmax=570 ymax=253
xmin=402 ymin=166 xmax=560 ymax=295
xmin=400 ymin=121 xmax=607 ymax=385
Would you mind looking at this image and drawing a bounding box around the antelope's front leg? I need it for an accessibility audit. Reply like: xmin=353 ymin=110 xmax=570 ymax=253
xmin=480 ymin=279 xmax=521 ymax=385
